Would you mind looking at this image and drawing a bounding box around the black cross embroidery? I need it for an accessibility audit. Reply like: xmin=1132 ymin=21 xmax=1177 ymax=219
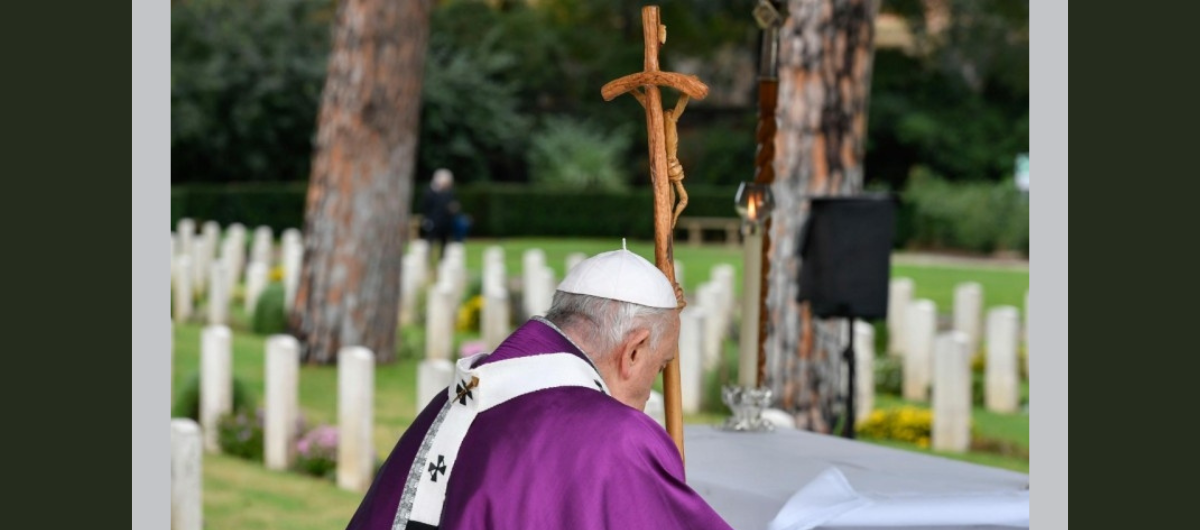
xmin=454 ymin=379 xmax=475 ymax=406
xmin=428 ymin=455 xmax=447 ymax=482
xmin=594 ymin=379 xmax=605 ymax=394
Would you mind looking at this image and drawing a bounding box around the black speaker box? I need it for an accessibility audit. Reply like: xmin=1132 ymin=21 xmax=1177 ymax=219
xmin=796 ymin=195 xmax=896 ymax=319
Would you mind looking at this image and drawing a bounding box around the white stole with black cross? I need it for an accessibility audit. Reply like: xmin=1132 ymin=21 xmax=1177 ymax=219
xmin=390 ymin=351 xmax=610 ymax=530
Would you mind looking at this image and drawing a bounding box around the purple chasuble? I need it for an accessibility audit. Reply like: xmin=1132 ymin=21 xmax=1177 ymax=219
xmin=346 ymin=319 xmax=733 ymax=530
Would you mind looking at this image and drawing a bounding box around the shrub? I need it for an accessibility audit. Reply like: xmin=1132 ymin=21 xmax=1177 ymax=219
xmin=457 ymin=295 xmax=484 ymax=333
xmin=528 ymin=117 xmax=633 ymax=192
xmin=874 ymin=356 xmax=903 ymax=397
xmin=856 ymin=406 xmax=934 ymax=448
xmin=172 ymin=371 xmax=256 ymax=422
xmin=295 ymin=425 xmax=339 ymax=479
xmin=218 ymin=408 xmax=265 ymax=462
xmin=903 ymin=167 xmax=1029 ymax=254
xmin=253 ymin=282 xmax=288 ymax=335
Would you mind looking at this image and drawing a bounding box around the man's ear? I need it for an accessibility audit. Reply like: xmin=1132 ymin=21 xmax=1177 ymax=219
xmin=617 ymin=328 xmax=652 ymax=380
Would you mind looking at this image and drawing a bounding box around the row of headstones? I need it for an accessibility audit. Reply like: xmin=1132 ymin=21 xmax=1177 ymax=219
xmin=170 ymin=326 xmax=382 ymax=530
xmin=887 ymin=279 xmax=1028 ymax=452
xmin=171 ymin=219 xmax=304 ymax=324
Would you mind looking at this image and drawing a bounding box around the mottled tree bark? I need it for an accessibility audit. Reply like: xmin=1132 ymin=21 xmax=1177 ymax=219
xmin=292 ymin=0 xmax=432 ymax=364
xmin=765 ymin=0 xmax=877 ymax=432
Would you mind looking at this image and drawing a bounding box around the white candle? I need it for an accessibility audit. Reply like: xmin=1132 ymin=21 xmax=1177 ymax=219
xmin=738 ymin=228 xmax=763 ymax=388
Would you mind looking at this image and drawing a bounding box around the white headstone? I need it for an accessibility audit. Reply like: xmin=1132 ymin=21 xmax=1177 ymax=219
xmin=932 ymin=331 xmax=971 ymax=452
xmin=173 ymin=256 xmax=193 ymax=323
xmin=337 ymin=346 xmax=375 ymax=493
xmin=425 ymin=282 xmax=455 ymax=361
xmin=673 ymin=259 xmax=685 ymax=289
xmin=264 ymin=335 xmax=300 ymax=471
xmin=226 ymin=223 xmax=247 ymax=283
xmin=484 ymin=245 xmax=505 ymax=269
xmin=1024 ymin=290 xmax=1030 ymax=379
xmin=696 ymin=283 xmax=723 ymax=371
xmin=408 ymin=238 xmax=430 ymax=266
xmin=191 ymin=238 xmax=209 ymax=294
xmin=399 ymin=254 xmax=423 ymax=327
xmin=200 ymin=325 xmax=232 ymax=453
xmin=444 ymin=242 xmax=466 ymax=264
xmin=645 ymin=390 xmax=666 ymax=429
xmin=953 ymin=282 xmax=984 ymax=354
xmin=482 ymin=261 xmax=507 ymax=300
xmin=711 ymin=264 xmax=737 ymax=334
xmin=441 ymin=259 xmax=467 ymax=304
xmin=985 ymin=306 xmax=1021 ymax=413
xmin=207 ymin=262 xmax=229 ymax=326
xmin=177 ymin=218 xmax=196 ymax=259
xmin=853 ymin=320 xmax=876 ymax=422
xmin=679 ymin=306 xmax=706 ymax=414
xmin=903 ymin=299 xmax=936 ymax=402
xmin=251 ymin=226 xmax=273 ymax=268
xmin=522 ymin=249 xmax=546 ymax=318
xmin=282 ymin=231 xmax=303 ymax=310
xmin=482 ymin=287 xmax=511 ymax=351
xmin=202 ymin=220 xmax=221 ymax=262
xmin=245 ymin=262 xmax=269 ymax=315
xmin=170 ymin=418 xmax=203 ymax=530
xmin=565 ymin=252 xmax=587 ymax=274
xmin=888 ymin=278 xmax=914 ymax=356
xmin=530 ymin=266 xmax=556 ymax=317
xmin=417 ymin=359 xmax=455 ymax=410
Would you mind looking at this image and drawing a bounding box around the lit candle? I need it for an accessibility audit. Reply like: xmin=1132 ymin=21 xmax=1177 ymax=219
xmin=738 ymin=225 xmax=762 ymax=388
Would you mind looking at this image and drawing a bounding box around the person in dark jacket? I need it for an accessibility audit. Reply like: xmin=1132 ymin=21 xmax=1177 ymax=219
xmin=420 ymin=168 xmax=459 ymax=263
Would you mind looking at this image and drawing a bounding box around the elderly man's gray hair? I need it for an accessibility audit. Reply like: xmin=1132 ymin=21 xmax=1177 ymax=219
xmin=544 ymin=290 xmax=674 ymax=360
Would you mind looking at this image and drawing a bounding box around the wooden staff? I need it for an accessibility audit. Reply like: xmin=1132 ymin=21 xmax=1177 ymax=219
xmin=601 ymin=5 xmax=707 ymax=459
xmin=754 ymin=0 xmax=784 ymax=388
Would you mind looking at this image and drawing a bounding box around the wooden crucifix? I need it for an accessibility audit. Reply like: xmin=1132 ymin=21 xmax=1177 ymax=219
xmin=601 ymin=5 xmax=708 ymax=460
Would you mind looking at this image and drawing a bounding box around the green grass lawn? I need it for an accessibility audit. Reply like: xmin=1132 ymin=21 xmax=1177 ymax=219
xmin=172 ymin=243 xmax=1029 ymax=527
xmin=891 ymin=263 xmax=1029 ymax=314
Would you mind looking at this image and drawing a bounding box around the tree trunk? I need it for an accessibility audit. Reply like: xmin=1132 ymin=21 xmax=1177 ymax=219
xmin=292 ymin=0 xmax=433 ymax=364
xmin=765 ymin=0 xmax=877 ymax=432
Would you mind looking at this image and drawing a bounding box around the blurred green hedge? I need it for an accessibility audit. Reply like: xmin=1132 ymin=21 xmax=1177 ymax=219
xmin=171 ymin=176 xmax=1028 ymax=256
xmin=170 ymin=183 xmax=742 ymax=239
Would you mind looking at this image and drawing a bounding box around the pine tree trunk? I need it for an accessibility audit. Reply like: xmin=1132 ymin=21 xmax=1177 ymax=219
xmin=292 ymin=0 xmax=432 ymax=364
xmin=765 ymin=0 xmax=878 ymax=432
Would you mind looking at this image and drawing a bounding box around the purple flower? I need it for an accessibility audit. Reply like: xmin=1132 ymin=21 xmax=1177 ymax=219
xmin=460 ymin=340 xmax=487 ymax=357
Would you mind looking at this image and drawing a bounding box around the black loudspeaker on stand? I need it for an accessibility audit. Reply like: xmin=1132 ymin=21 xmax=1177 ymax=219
xmin=796 ymin=195 xmax=896 ymax=438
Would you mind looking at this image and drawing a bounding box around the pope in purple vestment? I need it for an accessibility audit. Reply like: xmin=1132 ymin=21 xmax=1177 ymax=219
xmin=346 ymin=249 xmax=733 ymax=530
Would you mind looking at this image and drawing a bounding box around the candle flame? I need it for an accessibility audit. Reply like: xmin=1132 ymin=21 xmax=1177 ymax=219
xmin=748 ymin=197 xmax=757 ymax=221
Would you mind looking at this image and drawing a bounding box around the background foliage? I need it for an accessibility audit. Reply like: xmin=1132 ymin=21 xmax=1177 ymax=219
xmin=171 ymin=0 xmax=1029 ymax=253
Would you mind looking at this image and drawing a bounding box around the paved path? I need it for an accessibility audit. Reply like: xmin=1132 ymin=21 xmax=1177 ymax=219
xmin=893 ymin=251 xmax=1029 ymax=271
